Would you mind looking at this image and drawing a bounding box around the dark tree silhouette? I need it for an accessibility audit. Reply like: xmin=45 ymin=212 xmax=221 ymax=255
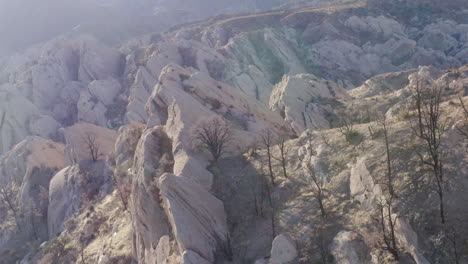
xmin=380 ymin=115 xmax=395 ymax=197
xmin=274 ymin=135 xmax=290 ymax=179
xmin=260 ymin=130 xmax=276 ymax=186
xmin=375 ymin=195 xmax=399 ymax=261
xmin=192 ymin=116 xmax=232 ymax=162
xmin=410 ymin=80 xmax=447 ymax=224
xmin=82 ymin=132 xmax=101 ymax=162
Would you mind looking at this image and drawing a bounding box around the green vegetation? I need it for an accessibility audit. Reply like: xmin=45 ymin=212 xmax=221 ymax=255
xmin=344 ymin=130 xmax=364 ymax=145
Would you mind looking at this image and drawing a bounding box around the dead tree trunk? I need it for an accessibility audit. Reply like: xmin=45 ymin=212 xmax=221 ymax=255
xmin=410 ymin=82 xmax=447 ymax=224
xmin=261 ymin=130 xmax=276 ymax=186
xmin=274 ymin=135 xmax=289 ymax=179
xmin=377 ymin=197 xmax=399 ymax=260
xmin=304 ymin=163 xmax=326 ymax=218
xmin=380 ymin=116 xmax=394 ymax=196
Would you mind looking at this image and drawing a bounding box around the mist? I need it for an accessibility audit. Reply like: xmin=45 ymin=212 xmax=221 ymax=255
xmin=0 ymin=0 xmax=164 ymax=55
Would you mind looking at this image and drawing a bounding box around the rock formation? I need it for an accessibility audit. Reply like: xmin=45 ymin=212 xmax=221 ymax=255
xmin=0 ymin=1 xmax=467 ymax=263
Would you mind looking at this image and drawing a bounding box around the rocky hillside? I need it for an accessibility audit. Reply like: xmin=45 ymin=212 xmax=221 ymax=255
xmin=0 ymin=1 xmax=467 ymax=264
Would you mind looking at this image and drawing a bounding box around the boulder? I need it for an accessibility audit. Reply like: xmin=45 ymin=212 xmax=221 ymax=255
xmin=349 ymin=157 xmax=382 ymax=208
xmin=330 ymin=231 xmax=370 ymax=264
xmin=394 ymin=217 xmax=430 ymax=264
xmin=270 ymin=234 xmax=298 ymax=264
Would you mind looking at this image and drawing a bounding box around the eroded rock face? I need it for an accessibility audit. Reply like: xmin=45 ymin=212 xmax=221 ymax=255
xmin=270 ymin=234 xmax=298 ymax=264
xmin=349 ymin=157 xmax=430 ymax=263
xmin=0 ymin=137 xmax=65 ymax=243
xmin=88 ymin=79 xmax=122 ymax=106
xmin=146 ymin=64 xmax=290 ymax=186
xmin=350 ymin=70 xmax=415 ymax=98
xmin=0 ymin=86 xmax=61 ymax=155
xmin=48 ymin=161 xmax=110 ymax=238
xmin=114 ymin=122 xmax=145 ymax=168
xmin=77 ymin=36 xmax=124 ymax=83
xmin=0 ymin=35 xmax=124 ymax=158
xmin=159 ymin=173 xmax=228 ymax=263
xmin=224 ymin=29 xmax=305 ymax=102
xmin=126 ymin=67 xmax=157 ymax=123
xmin=131 ymin=127 xmax=173 ymax=264
xmin=330 ymin=231 xmax=371 ymax=264
xmin=270 ymin=74 xmax=350 ymax=134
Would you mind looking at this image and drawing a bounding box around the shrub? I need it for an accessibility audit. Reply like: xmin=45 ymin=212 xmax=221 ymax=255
xmin=344 ymin=130 xmax=364 ymax=145
xmin=397 ymin=110 xmax=412 ymax=121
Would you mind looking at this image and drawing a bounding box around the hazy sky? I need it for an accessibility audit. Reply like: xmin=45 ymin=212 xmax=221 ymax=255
xmin=0 ymin=0 xmax=159 ymax=54
xmin=0 ymin=0 xmax=94 ymax=53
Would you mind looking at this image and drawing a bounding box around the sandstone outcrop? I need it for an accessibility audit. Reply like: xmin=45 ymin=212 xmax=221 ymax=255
xmin=270 ymin=74 xmax=350 ymax=134
xmin=131 ymin=127 xmax=173 ymax=264
xmin=48 ymin=161 xmax=110 ymax=238
xmin=0 ymin=137 xmax=65 ymax=244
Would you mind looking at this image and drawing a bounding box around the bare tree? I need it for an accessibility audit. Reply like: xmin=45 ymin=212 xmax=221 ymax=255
xmin=337 ymin=109 xmax=359 ymax=143
xmin=82 ymin=132 xmax=101 ymax=162
xmin=260 ymin=130 xmax=276 ymax=186
xmin=410 ymin=82 xmax=447 ymax=224
xmin=456 ymin=97 xmax=468 ymax=151
xmin=337 ymin=115 xmax=354 ymax=138
xmin=379 ymin=115 xmax=395 ymax=197
xmin=444 ymin=225 xmax=461 ymax=264
xmin=259 ymin=159 xmax=276 ymax=240
xmin=304 ymin=162 xmax=327 ymax=218
xmin=274 ymin=135 xmax=290 ymax=179
xmin=320 ymin=132 xmax=331 ymax=148
xmin=410 ymin=78 xmax=425 ymax=137
xmin=192 ymin=116 xmax=232 ymax=162
xmin=109 ymin=171 xmax=131 ymax=212
xmin=0 ymin=181 xmax=21 ymax=231
xmin=249 ymin=170 xmax=265 ymax=217
xmin=375 ymin=195 xmax=399 ymax=261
